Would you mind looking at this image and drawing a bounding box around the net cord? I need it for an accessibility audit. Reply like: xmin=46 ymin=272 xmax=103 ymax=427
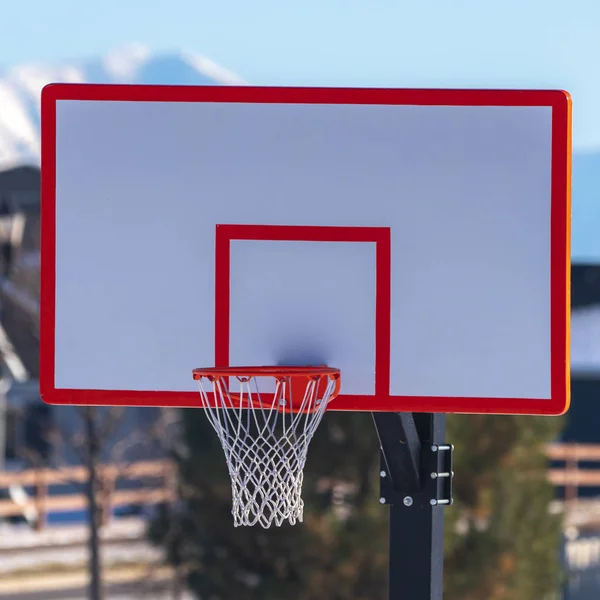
xmin=196 ymin=375 xmax=336 ymax=527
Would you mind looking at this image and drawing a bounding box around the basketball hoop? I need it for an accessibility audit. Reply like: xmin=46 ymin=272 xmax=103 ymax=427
xmin=192 ymin=366 xmax=340 ymax=528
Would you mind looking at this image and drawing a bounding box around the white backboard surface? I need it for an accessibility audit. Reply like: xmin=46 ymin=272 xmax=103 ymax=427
xmin=40 ymin=85 xmax=571 ymax=414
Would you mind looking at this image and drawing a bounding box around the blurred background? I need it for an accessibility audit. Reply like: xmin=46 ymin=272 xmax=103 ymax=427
xmin=0 ymin=1 xmax=599 ymax=598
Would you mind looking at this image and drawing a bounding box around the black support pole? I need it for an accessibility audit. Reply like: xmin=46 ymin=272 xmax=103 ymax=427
xmin=373 ymin=412 xmax=451 ymax=600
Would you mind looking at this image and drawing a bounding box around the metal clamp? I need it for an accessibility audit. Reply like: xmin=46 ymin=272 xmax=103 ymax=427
xmin=428 ymin=444 xmax=454 ymax=507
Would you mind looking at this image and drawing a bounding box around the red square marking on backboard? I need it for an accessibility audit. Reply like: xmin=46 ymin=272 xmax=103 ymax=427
xmin=214 ymin=225 xmax=392 ymax=402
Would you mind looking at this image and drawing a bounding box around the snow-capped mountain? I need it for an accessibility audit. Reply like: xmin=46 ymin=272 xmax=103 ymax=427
xmin=2 ymin=46 xmax=600 ymax=263
xmin=0 ymin=43 xmax=246 ymax=169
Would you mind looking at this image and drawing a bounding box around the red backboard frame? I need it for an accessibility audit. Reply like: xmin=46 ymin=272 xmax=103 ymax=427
xmin=40 ymin=84 xmax=571 ymax=414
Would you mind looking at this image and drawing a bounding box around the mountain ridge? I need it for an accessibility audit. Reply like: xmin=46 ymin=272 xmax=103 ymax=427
xmin=0 ymin=44 xmax=598 ymax=262
xmin=0 ymin=43 xmax=245 ymax=170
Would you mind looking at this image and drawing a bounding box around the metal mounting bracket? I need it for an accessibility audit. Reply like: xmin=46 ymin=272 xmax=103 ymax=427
xmin=373 ymin=412 xmax=454 ymax=508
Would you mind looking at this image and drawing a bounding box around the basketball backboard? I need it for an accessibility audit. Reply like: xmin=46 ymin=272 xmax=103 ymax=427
xmin=40 ymin=84 xmax=571 ymax=415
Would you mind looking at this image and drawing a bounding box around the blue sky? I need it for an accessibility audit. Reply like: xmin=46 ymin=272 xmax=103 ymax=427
xmin=2 ymin=0 xmax=600 ymax=151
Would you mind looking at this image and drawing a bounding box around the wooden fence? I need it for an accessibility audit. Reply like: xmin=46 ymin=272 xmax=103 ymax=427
xmin=0 ymin=459 xmax=176 ymax=530
xmin=547 ymin=443 xmax=600 ymax=503
xmin=0 ymin=445 xmax=599 ymax=532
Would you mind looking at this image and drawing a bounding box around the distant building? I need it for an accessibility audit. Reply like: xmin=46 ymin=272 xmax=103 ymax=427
xmin=0 ymin=166 xmax=42 ymax=468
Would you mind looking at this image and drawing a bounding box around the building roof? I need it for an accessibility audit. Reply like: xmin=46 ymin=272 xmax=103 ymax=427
xmin=0 ymin=166 xmax=40 ymax=193
xmin=573 ymin=265 xmax=600 ymax=309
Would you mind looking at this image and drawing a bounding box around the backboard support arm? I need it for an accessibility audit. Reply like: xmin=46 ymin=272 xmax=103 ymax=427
xmin=372 ymin=412 xmax=453 ymax=600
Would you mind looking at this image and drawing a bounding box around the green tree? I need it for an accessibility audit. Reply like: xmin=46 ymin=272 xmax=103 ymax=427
xmin=151 ymin=409 xmax=564 ymax=599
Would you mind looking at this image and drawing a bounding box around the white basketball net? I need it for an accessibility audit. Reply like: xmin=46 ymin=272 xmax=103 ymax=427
xmin=195 ymin=373 xmax=337 ymax=528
